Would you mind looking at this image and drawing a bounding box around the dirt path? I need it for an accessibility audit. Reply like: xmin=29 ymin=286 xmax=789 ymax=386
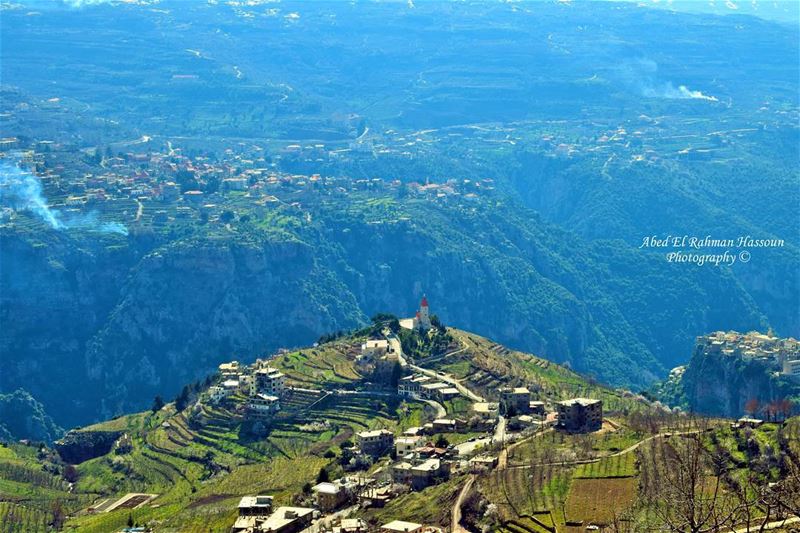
xmin=422 ymin=399 xmax=447 ymax=419
xmin=732 ymin=515 xmax=800 ymax=533
xmin=451 ymin=474 xmax=475 ymax=533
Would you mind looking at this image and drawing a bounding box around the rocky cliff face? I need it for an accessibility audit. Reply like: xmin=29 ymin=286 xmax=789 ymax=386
xmin=55 ymin=430 xmax=122 ymax=464
xmin=0 ymin=227 xmax=362 ymax=429
xmin=0 ymin=389 xmax=62 ymax=443
xmin=681 ymin=352 xmax=798 ymax=418
xmin=0 ymin=196 xmax=779 ymax=430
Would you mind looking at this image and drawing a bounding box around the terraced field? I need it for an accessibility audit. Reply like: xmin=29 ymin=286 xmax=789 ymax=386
xmin=274 ymin=343 xmax=363 ymax=388
xmin=0 ymin=443 xmax=93 ymax=533
xmin=481 ymin=463 xmax=574 ymax=524
xmin=50 ymin=361 xmax=438 ymax=533
xmin=429 ymin=330 xmax=649 ymax=414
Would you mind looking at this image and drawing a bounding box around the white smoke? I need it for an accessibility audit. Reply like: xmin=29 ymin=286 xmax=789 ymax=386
xmin=644 ymin=82 xmax=719 ymax=102
xmin=0 ymin=160 xmax=63 ymax=229
xmin=618 ymin=58 xmax=719 ymax=102
xmin=0 ymin=159 xmax=128 ymax=235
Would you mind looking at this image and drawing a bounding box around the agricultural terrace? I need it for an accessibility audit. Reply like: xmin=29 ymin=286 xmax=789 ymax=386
xmin=476 ymin=414 xmax=796 ymax=532
xmin=26 ymin=342 xmax=441 ymax=533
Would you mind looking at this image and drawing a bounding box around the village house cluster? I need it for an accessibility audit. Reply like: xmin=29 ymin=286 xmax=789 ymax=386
xmin=695 ymin=330 xmax=800 ymax=382
xmin=208 ymin=359 xmax=288 ymax=426
xmin=232 ymin=491 xmax=443 ymax=533
xmin=0 ymin=136 xmax=496 ymax=230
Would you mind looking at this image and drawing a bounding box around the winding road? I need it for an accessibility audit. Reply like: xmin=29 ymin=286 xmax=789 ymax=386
xmin=388 ymin=332 xmax=484 ymax=402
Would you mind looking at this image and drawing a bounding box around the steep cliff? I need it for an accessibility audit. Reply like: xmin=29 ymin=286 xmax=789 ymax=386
xmin=55 ymin=429 xmax=122 ymax=464
xmin=0 ymin=225 xmax=363 ymax=429
xmin=679 ymin=353 xmax=799 ymax=417
xmin=0 ymin=195 xmax=775 ymax=429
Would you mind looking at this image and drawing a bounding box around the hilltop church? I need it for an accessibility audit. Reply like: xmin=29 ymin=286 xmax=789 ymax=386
xmin=400 ymin=295 xmax=432 ymax=331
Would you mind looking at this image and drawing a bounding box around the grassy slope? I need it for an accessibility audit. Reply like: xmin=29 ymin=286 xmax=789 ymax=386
xmin=429 ymin=328 xmax=646 ymax=413
xmin=1 ymin=328 xmax=665 ymax=532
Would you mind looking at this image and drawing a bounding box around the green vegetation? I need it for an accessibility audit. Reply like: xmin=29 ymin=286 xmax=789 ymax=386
xmin=362 ymin=475 xmax=464 ymax=526
xmin=480 ymin=414 xmax=799 ymax=531
xmin=430 ymin=329 xmax=647 ymax=415
xmin=1 ymin=325 xmax=797 ymax=533
xmin=273 ymin=343 xmax=363 ymax=389
xmin=574 ymin=453 xmax=637 ymax=479
xmin=0 ymin=443 xmax=90 ymax=533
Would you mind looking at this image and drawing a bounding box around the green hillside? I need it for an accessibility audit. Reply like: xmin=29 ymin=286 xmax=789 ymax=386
xmin=0 ymin=326 xmax=650 ymax=533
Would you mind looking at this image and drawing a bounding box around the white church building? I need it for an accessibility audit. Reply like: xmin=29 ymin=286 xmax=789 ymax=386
xmin=400 ymin=295 xmax=432 ymax=331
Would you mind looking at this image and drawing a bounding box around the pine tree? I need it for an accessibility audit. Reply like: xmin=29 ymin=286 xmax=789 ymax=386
xmin=151 ymin=395 xmax=165 ymax=413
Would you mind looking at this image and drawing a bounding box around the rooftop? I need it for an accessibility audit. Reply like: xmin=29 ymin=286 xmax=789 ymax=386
xmin=412 ymin=458 xmax=442 ymax=473
xmin=238 ymin=495 xmax=273 ymax=509
xmin=357 ymin=429 xmax=393 ymax=438
xmin=382 ymin=520 xmax=422 ymax=532
xmin=557 ymin=398 xmax=601 ymax=407
xmin=253 ymin=394 xmax=279 ymax=402
xmin=312 ymin=482 xmax=340 ymax=495
xmin=261 ymin=507 xmax=314 ymax=530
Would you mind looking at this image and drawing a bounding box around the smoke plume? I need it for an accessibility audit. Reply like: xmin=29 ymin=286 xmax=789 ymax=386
xmin=0 ymin=160 xmax=64 ymax=229
xmin=617 ymin=58 xmax=719 ymax=102
xmin=0 ymin=159 xmax=128 ymax=235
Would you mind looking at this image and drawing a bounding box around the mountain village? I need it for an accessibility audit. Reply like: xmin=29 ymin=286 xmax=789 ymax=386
xmin=98 ymin=297 xmax=611 ymax=533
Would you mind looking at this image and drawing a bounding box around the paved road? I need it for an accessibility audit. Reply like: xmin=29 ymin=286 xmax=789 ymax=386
xmin=456 ymin=435 xmax=491 ymax=456
xmin=387 ymin=334 xmax=406 ymax=367
xmin=388 ymin=331 xmax=483 ymax=402
xmin=492 ymin=415 xmax=506 ymax=444
xmin=454 ymin=415 xmax=511 ymax=458
xmin=451 ymin=474 xmax=475 ymax=533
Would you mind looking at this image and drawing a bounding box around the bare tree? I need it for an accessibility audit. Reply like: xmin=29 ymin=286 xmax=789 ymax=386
xmin=644 ymin=432 xmax=742 ymax=533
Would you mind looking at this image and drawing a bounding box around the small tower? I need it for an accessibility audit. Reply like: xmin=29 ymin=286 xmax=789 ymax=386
xmin=418 ymin=295 xmax=431 ymax=330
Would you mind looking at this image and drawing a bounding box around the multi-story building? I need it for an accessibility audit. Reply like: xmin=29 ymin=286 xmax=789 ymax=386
xmin=391 ymin=458 xmax=449 ymax=491
xmin=356 ymin=429 xmax=394 ymax=458
xmin=398 ymin=374 xmax=431 ymax=398
xmin=410 ymin=458 xmax=449 ymax=491
xmin=255 ymin=367 xmax=286 ymax=397
xmin=257 ymin=507 xmax=315 ymax=533
xmin=245 ymin=394 xmax=280 ymax=421
xmin=239 ymin=373 xmax=255 ymax=394
xmin=311 ymin=477 xmax=369 ymax=512
xmin=498 ymin=387 xmax=532 ymax=415
xmin=218 ymin=360 xmax=240 ymax=378
xmin=783 ymin=358 xmax=800 ymax=382
xmin=361 ymin=339 xmax=389 ymax=358
xmin=394 ymin=436 xmax=423 ymax=458
xmin=555 ymin=398 xmax=602 ymax=433
xmin=207 ymin=385 xmax=230 ymax=405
